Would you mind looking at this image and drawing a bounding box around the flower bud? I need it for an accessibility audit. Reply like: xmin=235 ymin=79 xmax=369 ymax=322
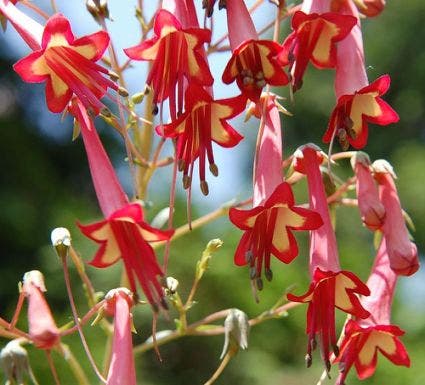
xmin=86 ymin=0 xmax=110 ymax=23
xmin=165 ymin=277 xmax=179 ymax=294
xmin=1 ymin=340 xmax=36 ymax=385
xmin=220 ymin=309 xmax=250 ymax=358
xmin=50 ymin=227 xmax=71 ymax=259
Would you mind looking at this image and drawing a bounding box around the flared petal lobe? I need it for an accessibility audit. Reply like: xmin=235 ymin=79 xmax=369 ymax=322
xmin=223 ymin=39 xmax=289 ymax=102
xmin=79 ymin=203 xmax=174 ymax=309
xmin=158 ymin=84 xmax=245 ymax=195
xmin=13 ymin=14 xmax=117 ymax=113
xmin=279 ymin=11 xmax=356 ymax=91
xmin=230 ymin=182 xmax=323 ymax=287
xmin=323 ymin=75 xmax=399 ymax=149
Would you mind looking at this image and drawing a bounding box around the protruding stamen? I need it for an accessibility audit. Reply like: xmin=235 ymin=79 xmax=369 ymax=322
xmin=249 ymin=266 xmax=257 ymax=280
xmin=265 ymin=268 xmax=273 ymax=281
xmin=305 ymin=353 xmax=312 ymax=368
xmin=256 ymin=277 xmax=263 ymax=291
xmin=245 ymin=250 xmax=253 ymax=264
xmin=152 ymin=104 xmax=159 ymax=115
xmin=118 ymin=87 xmax=129 ymax=97
xmin=183 ymin=175 xmax=191 ymax=190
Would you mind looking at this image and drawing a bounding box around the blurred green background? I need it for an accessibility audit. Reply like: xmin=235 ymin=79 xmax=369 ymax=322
xmin=0 ymin=1 xmax=424 ymax=384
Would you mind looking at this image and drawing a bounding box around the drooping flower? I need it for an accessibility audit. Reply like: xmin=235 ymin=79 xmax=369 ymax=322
xmin=103 ymin=288 xmax=137 ymax=385
xmin=278 ymin=11 xmax=356 ymax=91
xmin=230 ymin=95 xmax=322 ymax=290
xmin=288 ymin=145 xmax=370 ymax=370
xmin=222 ymin=0 xmax=289 ymax=101
xmin=351 ymin=152 xmax=385 ymax=231
xmin=158 ymin=83 xmax=245 ymax=195
xmin=0 ymin=0 xmax=17 ymax=31
xmin=323 ymin=75 xmax=399 ymax=149
xmin=230 ymin=182 xmax=323 ymax=289
xmin=162 ymin=0 xmax=199 ymax=28
xmin=372 ymin=160 xmax=419 ymax=276
xmin=124 ymin=9 xmax=213 ymax=119
xmin=322 ymin=3 xmax=398 ymax=149
xmin=334 ymin=239 xmax=410 ymax=385
xmin=12 ymin=13 xmax=118 ymax=113
xmin=70 ymin=99 xmax=174 ymax=310
xmin=22 ymin=271 xmax=60 ymax=350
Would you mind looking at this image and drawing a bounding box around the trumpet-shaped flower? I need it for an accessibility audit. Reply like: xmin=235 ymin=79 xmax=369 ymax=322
xmin=222 ymin=0 xmax=288 ymax=101
xmin=158 ymin=84 xmax=245 ymax=195
xmin=229 ymin=182 xmax=323 ymax=288
xmin=104 ymin=288 xmax=137 ymax=385
xmin=22 ymin=271 xmax=60 ymax=350
xmin=323 ymin=75 xmax=399 ymax=149
xmin=124 ymin=9 xmax=213 ymax=119
xmin=334 ymin=239 xmax=410 ymax=385
xmin=351 ymin=152 xmax=385 ymax=231
xmin=70 ymin=99 xmax=174 ymax=310
xmin=13 ymin=13 xmax=118 ymax=113
xmin=288 ymin=145 xmax=370 ymax=369
xmin=372 ymin=160 xmax=419 ymax=276
xmin=278 ymin=11 xmax=356 ymax=91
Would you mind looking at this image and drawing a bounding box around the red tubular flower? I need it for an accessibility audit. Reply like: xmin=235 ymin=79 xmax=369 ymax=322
xmin=278 ymin=11 xmax=356 ymax=91
xmin=332 ymin=0 xmax=386 ymax=17
xmin=70 ymin=100 xmax=174 ymax=310
xmin=230 ymin=182 xmax=323 ymax=289
xmin=22 ymin=271 xmax=60 ymax=350
xmin=124 ymin=10 xmax=213 ymax=119
xmin=222 ymin=0 xmax=289 ymax=102
xmin=288 ymin=145 xmax=370 ymax=370
xmin=372 ymin=160 xmax=419 ymax=276
xmin=157 ymin=84 xmax=245 ymax=195
xmin=335 ymin=239 xmax=410 ymax=385
xmin=103 ymin=288 xmax=136 ymax=385
xmin=13 ymin=14 xmax=117 ymax=114
xmin=323 ymin=75 xmax=399 ymax=149
xmin=351 ymin=152 xmax=385 ymax=231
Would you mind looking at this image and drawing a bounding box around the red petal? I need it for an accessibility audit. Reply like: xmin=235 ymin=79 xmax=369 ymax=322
xmin=42 ymin=14 xmax=74 ymax=49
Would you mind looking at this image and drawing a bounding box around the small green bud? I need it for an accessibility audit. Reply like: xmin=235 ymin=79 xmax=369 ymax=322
xmin=220 ymin=309 xmax=250 ymax=359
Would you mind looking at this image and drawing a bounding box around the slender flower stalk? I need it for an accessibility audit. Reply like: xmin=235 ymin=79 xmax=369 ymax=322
xmin=222 ymin=0 xmax=289 ymax=101
xmin=351 ymin=152 xmax=385 ymax=231
xmin=69 ymin=99 xmax=174 ymax=310
xmin=103 ymin=288 xmax=137 ymax=385
xmin=288 ymin=144 xmax=370 ymax=371
xmin=335 ymin=239 xmax=410 ymax=385
xmin=372 ymin=160 xmax=419 ymax=276
xmin=230 ymin=100 xmax=323 ymax=292
xmin=8 ymin=10 xmax=119 ymax=113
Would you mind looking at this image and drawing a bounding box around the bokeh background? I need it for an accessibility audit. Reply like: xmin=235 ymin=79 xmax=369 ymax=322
xmin=0 ymin=1 xmax=424 ymax=384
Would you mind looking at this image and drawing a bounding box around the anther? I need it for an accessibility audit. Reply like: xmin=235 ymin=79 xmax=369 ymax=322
xmin=265 ymin=268 xmax=273 ymax=281
xmin=325 ymin=360 xmax=331 ymax=375
xmin=152 ymin=104 xmax=159 ymax=115
xmin=200 ymin=180 xmax=209 ymax=196
xmin=305 ymin=353 xmax=312 ymax=368
xmin=245 ymin=250 xmax=253 ymax=264
xmin=178 ymin=159 xmax=185 ymax=172
xmin=209 ymin=163 xmax=219 ymax=177
xmin=100 ymin=107 xmax=112 ymax=117
xmin=256 ymin=277 xmax=263 ymax=291
xmin=249 ymin=267 xmax=257 ymax=280
xmin=333 ymin=344 xmax=340 ymax=357
xmin=118 ymin=86 xmax=129 ymax=97
xmin=183 ymin=175 xmax=191 ymax=190
xmin=108 ymin=71 xmax=119 ymax=81
xmin=218 ymin=0 xmax=227 ymax=9
xmin=256 ymin=79 xmax=266 ymax=88
xmin=243 ymin=77 xmax=254 ymax=86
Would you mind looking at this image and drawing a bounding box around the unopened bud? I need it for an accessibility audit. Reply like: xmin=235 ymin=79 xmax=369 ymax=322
xmin=165 ymin=277 xmax=179 ymax=294
xmin=220 ymin=309 xmax=249 ymax=359
xmin=51 ymin=227 xmax=71 ymax=259
xmin=1 ymin=340 xmax=36 ymax=385
xmin=86 ymin=0 xmax=110 ymax=23
xmin=23 ymin=270 xmax=46 ymax=292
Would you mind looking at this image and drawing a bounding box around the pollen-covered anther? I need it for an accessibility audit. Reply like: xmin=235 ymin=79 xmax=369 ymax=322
xmin=337 ymin=128 xmax=350 ymax=151
xmin=108 ymin=71 xmax=120 ymax=81
xmin=209 ymin=163 xmax=219 ymax=177
xmin=183 ymin=175 xmax=191 ymax=190
xmin=200 ymin=180 xmax=209 ymax=196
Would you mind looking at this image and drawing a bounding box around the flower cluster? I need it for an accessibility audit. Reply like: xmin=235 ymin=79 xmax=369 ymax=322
xmin=0 ymin=0 xmax=419 ymax=384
